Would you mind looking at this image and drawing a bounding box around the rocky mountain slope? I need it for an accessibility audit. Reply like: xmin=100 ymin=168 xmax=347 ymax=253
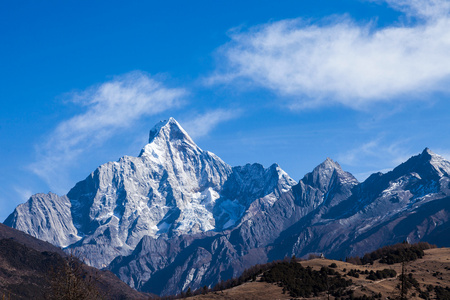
xmin=4 ymin=118 xmax=450 ymax=296
xmin=268 ymin=148 xmax=450 ymax=261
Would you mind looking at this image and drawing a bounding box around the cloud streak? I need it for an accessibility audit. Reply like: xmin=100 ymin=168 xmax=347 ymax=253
xmin=182 ymin=109 xmax=242 ymax=139
xmin=382 ymin=0 xmax=450 ymax=18
xmin=337 ymin=137 xmax=414 ymax=180
xmin=211 ymin=0 xmax=450 ymax=109
xmin=338 ymin=138 xmax=411 ymax=167
xmin=30 ymin=71 xmax=186 ymax=192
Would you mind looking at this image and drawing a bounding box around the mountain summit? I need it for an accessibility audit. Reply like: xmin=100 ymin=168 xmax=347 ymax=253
xmin=147 ymin=117 xmax=195 ymax=145
xmin=301 ymin=157 xmax=357 ymax=193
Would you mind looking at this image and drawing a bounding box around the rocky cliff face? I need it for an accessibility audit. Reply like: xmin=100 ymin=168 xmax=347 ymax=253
xmin=4 ymin=119 xmax=450 ymax=296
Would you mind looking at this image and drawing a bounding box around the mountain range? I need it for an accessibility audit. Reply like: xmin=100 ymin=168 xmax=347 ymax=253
xmin=4 ymin=117 xmax=450 ymax=296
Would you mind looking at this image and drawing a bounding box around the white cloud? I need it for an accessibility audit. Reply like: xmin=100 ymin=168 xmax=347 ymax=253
xmin=211 ymin=0 xmax=450 ymax=109
xmin=182 ymin=109 xmax=242 ymax=139
xmin=30 ymin=71 xmax=186 ymax=192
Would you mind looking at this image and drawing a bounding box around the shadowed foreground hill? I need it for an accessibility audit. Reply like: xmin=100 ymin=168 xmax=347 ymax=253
xmin=0 ymin=223 xmax=147 ymax=299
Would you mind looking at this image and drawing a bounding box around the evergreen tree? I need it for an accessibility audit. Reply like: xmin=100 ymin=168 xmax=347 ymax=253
xmin=185 ymin=287 xmax=192 ymax=297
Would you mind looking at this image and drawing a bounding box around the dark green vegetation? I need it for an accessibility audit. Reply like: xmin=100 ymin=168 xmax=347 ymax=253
xmin=434 ymin=286 xmax=450 ymax=299
xmin=346 ymin=269 xmax=360 ymax=278
xmin=366 ymin=269 xmax=397 ymax=281
xmin=346 ymin=242 xmax=435 ymax=265
xmin=417 ymin=285 xmax=450 ymax=300
xmin=1 ymin=218 xmax=448 ymax=300
xmin=154 ymin=257 xmax=355 ymax=299
xmin=260 ymin=260 xmax=352 ymax=298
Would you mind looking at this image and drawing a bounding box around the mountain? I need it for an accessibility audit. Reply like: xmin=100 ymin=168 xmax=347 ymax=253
xmin=6 ymin=118 xmax=236 ymax=268
xmin=269 ymin=148 xmax=450 ymax=260
xmin=4 ymin=118 xmax=450 ymax=296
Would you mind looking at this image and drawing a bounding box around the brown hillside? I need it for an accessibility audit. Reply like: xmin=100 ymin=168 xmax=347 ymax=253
xmin=190 ymin=248 xmax=450 ymax=300
xmin=0 ymin=223 xmax=148 ymax=299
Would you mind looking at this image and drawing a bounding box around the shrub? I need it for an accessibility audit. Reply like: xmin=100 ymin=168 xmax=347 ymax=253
xmin=261 ymin=261 xmax=352 ymax=298
xmin=346 ymin=242 xmax=436 ymax=265
xmin=366 ymin=269 xmax=396 ymax=281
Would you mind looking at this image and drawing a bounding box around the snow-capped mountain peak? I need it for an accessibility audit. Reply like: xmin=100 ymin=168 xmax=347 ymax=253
xmin=148 ymin=117 xmax=195 ymax=145
xmin=141 ymin=117 xmax=199 ymax=158
xmin=421 ymin=147 xmax=450 ymax=177
xmin=301 ymin=157 xmax=355 ymax=192
xmin=8 ymin=118 xmax=233 ymax=267
xmin=392 ymin=147 xmax=450 ymax=180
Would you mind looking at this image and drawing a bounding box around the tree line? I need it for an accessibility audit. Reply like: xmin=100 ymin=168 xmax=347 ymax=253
xmin=345 ymin=241 xmax=435 ymax=265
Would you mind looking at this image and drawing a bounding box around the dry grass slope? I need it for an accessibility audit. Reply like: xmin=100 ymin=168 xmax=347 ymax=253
xmin=189 ymin=248 xmax=450 ymax=300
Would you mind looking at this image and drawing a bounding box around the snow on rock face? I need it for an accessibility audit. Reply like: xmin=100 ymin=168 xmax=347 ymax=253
xmin=3 ymin=193 xmax=81 ymax=248
xmin=65 ymin=118 xmax=233 ymax=267
xmin=294 ymin=157 xmax=358 ymax=209
xmin=277 ymin=148 xmax=450 ymax=262
xmin=215 ymin=163 xmax=297 ymax=230
xmin=422 ymin=148 xmax=450 ymax=177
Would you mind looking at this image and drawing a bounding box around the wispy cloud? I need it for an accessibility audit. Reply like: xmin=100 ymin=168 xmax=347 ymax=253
xmin=182 ymin=109 xmax=242 ymax=139
xmin=337 ymin=137 xmax=415 ymax=180
xmin=13 ymin=186 xmax=33 ymax=202
xmin=381 ymin=0 xmax=450 ymax=18
xmin=30 ymin=71 xmax=186 ymax=192
xmin=210 ymin=0 xmax=450 ymax=110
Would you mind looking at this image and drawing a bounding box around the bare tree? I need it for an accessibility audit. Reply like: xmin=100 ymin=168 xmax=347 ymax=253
xmin=393 ymin=254 xmax=410 ymax=300
xmin=47 ymin=254 xmax=104 ymax=300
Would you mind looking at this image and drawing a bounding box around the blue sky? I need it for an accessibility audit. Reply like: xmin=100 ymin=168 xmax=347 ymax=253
xmin=2 ymin=0 xmax=450 ymax=221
